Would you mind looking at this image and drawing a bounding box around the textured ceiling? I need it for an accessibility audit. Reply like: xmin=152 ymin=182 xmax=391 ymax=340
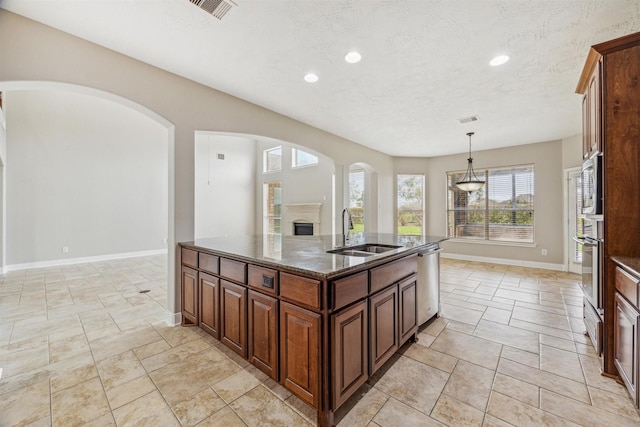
xmin=2 ymin=0 xmax=640 ymax=157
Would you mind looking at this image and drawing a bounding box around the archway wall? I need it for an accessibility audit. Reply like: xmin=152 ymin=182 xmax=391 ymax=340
xmin=0 ymin=10 xmax=396 ymax=316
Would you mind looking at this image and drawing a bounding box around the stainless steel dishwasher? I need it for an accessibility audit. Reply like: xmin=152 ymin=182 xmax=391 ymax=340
xmin=417 ymin=245 xmax=442 ymax=325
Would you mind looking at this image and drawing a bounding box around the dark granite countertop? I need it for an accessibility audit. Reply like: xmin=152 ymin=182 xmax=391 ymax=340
xmin=612 ymin=256 xmax=640 ymax=278
xmin=181 ymin=233 xmax=447 ymax=279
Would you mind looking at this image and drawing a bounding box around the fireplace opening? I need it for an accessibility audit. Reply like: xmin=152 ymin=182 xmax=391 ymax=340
xmin=294 ymin=222 xmax=314 ymax=236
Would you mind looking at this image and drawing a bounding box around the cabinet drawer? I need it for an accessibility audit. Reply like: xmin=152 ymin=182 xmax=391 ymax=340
xmin=199 ymin=253 xmax=219 ymax=275
xmin=248 ymin=265 xmax=279 ymax=296
xmin=583 ymin=297 xmax=602 ymax=355
xmin=220 ymin=258 xmax=247 ymax=284
xmin=616 ymin=266 xmax=639 ymax=307
xmin=332 ymin=271 xmax=368 ymax=310
xmin=281 ymin=272 xmax=321 ymax=309
xmin=181 ymin=248 xmax=198 ymax=268
xmin=370 ymin=254 xmax=417 ymax=294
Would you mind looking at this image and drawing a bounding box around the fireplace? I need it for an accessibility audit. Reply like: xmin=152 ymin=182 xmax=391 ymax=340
xmin=293 ymin=222 xmax=314 ymax=236
xmin=284 ymin=203 xmax=322 ymax=236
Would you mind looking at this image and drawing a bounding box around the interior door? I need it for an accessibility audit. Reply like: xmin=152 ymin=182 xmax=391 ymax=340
xmin=566 ymin=168 xmax=582 ymax=274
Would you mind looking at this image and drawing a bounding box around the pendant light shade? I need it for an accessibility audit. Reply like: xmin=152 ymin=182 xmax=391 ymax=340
xmin=456 ymin=132 xmax=485 ymax=192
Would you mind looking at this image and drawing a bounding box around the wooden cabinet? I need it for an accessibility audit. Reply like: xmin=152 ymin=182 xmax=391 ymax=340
xmin=280 ymin=301 xmax=320 ymax=408
xmin=580 ymin=57 xmax=602 ymax=159
xmin=199 ymin=272 xmax=220 ymax=338
xmin=587 ymin=61 xmax=601 ymax=157
xmin=220 ymin=280 xmax=247 ymax=358
xmin=577 ymin=32 xmax=640 ymax=378
xmin=332 ymin=300 xmax=367 ymax=408
xmin=248 ymin=290 xmax=278 ymax=380
xmin=331 ymin=271 xmax=368 ymax=310
xmin=399 ymin=275 xmax=418 ymax=344
xmin=614 ymin=292 xmax=639 ymax=405
xmin=582 ymin=91 xmax=589 ymax=159
xmin=179 ymin=243 xmax=426 ymax=425
xmin=181 ymin=266 xmax=198 ymax=325
xmin=369 ymin=285 xmax=398 ymax=374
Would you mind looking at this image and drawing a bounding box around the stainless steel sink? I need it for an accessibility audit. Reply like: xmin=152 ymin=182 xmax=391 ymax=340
xmin=328 ymin=244 xmax=402 ymax=257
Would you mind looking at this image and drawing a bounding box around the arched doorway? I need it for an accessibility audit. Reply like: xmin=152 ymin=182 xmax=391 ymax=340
xmin=0 ymin=81 xmax=177 ymax=323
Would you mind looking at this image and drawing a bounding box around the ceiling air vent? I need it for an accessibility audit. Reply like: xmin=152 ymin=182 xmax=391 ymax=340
xmin=458 ymin=115 xmax=479 ymax=124
xmin=189 ymin=0 xmax=237 ymax=20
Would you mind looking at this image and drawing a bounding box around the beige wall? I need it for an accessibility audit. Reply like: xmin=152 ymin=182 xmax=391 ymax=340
xmin=6 ymin=90 xmax=168 ymax=266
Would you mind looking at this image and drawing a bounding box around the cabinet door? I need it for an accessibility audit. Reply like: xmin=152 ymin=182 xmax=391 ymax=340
xmin=199 ymin=272 xmax=220 ymax=339
xmin=369 ymin=285 xmax=398 ymax=374
xmin=220 ymin=280 xmax=247 ymax=358
xmin=332 ymin=300 xmax=368 ymax=409
xmin=399 ymin=275 xmax=418 ymax=344
xmin=582 ymin=94 xmax=590 ymax=159
xmin=181 ymin=266 xmax=198 ymax=325
xmin=588 ymin=61 xmax=601 ymax=156
xmin=248 ymin=290 xmax=278 ymax=380
xmin=280 ymin=301 xmax=320 ymax=408
xmin=614 ymin=292 xmax=639 ymax=405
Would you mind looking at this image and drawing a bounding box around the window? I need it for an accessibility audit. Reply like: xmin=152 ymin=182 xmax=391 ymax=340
xmin=349 ymin=169 xmax=365 ymax=232
xmin=263 ymin=182 xmax=281 ymax=234
xmin=292 ymin=148 xmax=318 ymax=168
xmin=447 ymin=165 xmax=534 ymax=243
xmin=397 ymin=174 xmax=424 ymax=235
xmin=263 ymin=147 xmax=282 ymax=173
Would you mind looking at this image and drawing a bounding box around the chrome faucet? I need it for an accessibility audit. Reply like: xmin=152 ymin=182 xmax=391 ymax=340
xmin=342 ymin=208 xmax=354 ymax=246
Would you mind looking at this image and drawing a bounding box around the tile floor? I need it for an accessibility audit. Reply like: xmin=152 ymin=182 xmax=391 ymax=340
xmin=1 ymin=255 xmax=639 ymax=426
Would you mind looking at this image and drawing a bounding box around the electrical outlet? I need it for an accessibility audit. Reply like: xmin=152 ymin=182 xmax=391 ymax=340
xmin=162 ymin=238 xmax=167 ymax=244
xmin=541 ymin=249 xmax=548 ymax=256
xmin=62 ymin=246 xmax=69 ymax=253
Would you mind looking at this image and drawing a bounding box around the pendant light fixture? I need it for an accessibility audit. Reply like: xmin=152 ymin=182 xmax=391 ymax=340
xmin=456 ymin=132 xmax=485 ymax=192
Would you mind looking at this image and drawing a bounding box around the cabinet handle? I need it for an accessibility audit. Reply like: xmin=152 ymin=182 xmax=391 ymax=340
xmin=262 ymin=275 xmax=275 ymax=289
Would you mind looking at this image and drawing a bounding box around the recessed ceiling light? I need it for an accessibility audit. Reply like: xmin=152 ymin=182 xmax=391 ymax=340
xmin=345 ymin=51 xmax=362 ymax=64
xmin=490 ymin=55 xmax=510 ymax=66
xmin=304 ymin=73 xmax=319 ymax=83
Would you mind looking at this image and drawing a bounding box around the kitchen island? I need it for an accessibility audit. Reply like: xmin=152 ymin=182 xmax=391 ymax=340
xmin=179 ymin=233 xmax=446 ymax=426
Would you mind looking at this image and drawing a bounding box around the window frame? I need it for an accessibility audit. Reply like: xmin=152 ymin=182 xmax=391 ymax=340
xmin=291 ymin=148 xmax=319 ymax=169
xmin=397 ymin=173 xmax=425 ymax=236
xmin=446 ymin=164 xmax=535 ymax=244
xmin=263 ymin=146 xmax=282 ymax=173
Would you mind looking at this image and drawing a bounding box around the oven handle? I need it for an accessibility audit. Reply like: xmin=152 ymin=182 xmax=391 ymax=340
xmin=573 ymin=236 xmax=597 ymax=247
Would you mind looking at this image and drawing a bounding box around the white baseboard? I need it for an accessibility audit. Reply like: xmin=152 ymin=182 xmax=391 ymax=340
xmin=441 ymin=252 xmax=566 ymax=272
xmin=166 ymin=311 xmax=182 ymax=327
xmin=3 ymin=249 xmax=168 ymax=273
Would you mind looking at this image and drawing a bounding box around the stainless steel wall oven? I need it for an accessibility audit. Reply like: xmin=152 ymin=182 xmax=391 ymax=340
xmin=581 ymin=155 xmax=602 ymax=215
xmin=576 ymin=217 xmax=604 ymax=354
